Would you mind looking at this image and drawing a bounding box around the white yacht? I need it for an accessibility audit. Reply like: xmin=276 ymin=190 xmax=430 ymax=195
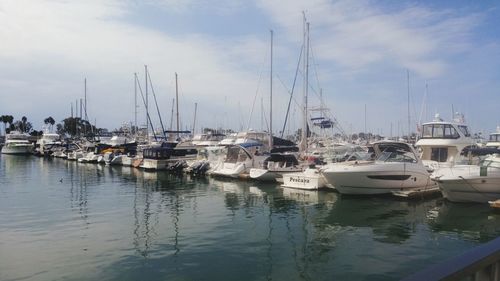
xmin=281 ymin=167 xmax=329 ymax=190
xmin=1 ymin=131 xmax=34 ymax=155
xmin=185 ymin=146 xmax=226 ymax=175
xmin=415 ymin=113 xmax=474 ymax=169
xmin=191 ymin=133 xmax=226 ymax=146
xmin=249 ymin=153 xmax=304 ymax=182
xmin=321 ymin=141 xmax=436 ymax=195
xmin=36 ymin=130 xmax=62 ymax=156
xmin=431 ymin=154 xmax=500 ymax=203
xmin=210 ymin=143 xmax=269 ymax=178
xmin=211 ymin=130 xmax=273 ymax=178
xmin=486 ymin=126 xmax=500 ymax=148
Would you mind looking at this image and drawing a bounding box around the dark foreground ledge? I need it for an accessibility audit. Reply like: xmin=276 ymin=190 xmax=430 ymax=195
xmin=403 ymin=237 xmax=500 ymax=281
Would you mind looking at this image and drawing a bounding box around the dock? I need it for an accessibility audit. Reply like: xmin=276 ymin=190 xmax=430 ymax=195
xmin=392 ymin=186 xmax=442 ymax=199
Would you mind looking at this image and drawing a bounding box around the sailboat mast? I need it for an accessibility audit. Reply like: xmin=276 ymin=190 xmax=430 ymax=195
xmin=300 ymin=18 xmax=310 ymax=153
xmin=170 ymin=98 xmax=174 ymax=130
xmin=407 ymin=69 xmax=410 ymax=141
xmin=84 ymin=78 xmax=88 ymax=122
xmin=145 ymin=65 xmax=149 ymax=139
xmin=134 ymin=73 xmax=138 ymax=134
xmin=175 ymin=72 xmax=179 ymax=139
xmin=192 ymin=102 xmax=197 ymax=135
xmin=269 ymin=29 xmax=273 ymax=148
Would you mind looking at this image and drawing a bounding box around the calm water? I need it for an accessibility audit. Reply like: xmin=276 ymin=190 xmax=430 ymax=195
xmin=1 ymin=156 xmax=500 ymax=281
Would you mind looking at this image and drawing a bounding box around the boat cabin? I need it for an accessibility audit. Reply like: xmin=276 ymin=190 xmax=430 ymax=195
xmin=415 ymin=113 xmax=473 ymax=163
xmin=486 ymin=126 xmax=500 ymax=148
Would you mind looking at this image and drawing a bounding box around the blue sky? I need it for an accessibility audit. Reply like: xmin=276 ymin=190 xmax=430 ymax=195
xmin=0 ymin=0 xmax=499 ymax=137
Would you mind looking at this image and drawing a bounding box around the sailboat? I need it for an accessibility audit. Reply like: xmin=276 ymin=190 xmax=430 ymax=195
xmin=248 ymin=30 xmax=303 ymax=182
xmin=280 ymin=18 xmax=329 ymax=190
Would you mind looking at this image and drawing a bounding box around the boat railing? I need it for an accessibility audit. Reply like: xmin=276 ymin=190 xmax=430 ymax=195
xmin=403 ymin=237 xmax=500 ymax=281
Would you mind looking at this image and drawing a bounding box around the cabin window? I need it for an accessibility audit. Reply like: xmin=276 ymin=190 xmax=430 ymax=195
xmin=490 ymin=134 xmax=500 ymax=142
xmin=458 ymin=125 xmax=470 ymax=137
xmin=422 ymin=125 xmax=433 ymax=138
xmin=444 ymin=125 xmax=459 ymax=138
xmin=421 ymin=124 xmax=460 ymax=139
xmin=431 ymin=148 xmax=448 ymax=162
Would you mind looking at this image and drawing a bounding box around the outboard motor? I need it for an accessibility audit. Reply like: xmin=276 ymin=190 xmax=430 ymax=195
xmin=169 ymin=160 xmax=187 ymax=173
xmin=194 ymin=161 xmax=210 ymax=175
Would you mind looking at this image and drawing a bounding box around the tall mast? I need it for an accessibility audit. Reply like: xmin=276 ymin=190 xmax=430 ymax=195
xmin=300 ymin=16 xmax=310 ymax=153
xmin=170 ymin=98 xmax=175 ymax=130
xmin=175 ymin=72 xmax=180 ymax=139
xmin=145 ymin=65 xmax=149 ymax=139
xmin=84 ymin=78 xmax=88 ymax=135
xmin=192 ymin=102 xmax=197 ymax=135
xmin=84 ymin=78 xmax=88 ymax=122
xmin=134 ymin=73 xmax=138 ymax=134
xmin=407 ymin=69 xmax=410 ymax=141
xmin=269 ymin=29 xmax=273 ymax=148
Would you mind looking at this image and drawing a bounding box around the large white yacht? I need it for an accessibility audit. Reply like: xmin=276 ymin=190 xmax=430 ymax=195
xmin=415 ymin=113 xmax=474 ymax=169
xmin=431 ymin=154 xmax=500 ymax=203
xmin=210 ymin=143 xmax=269 ymax=178
xmin=35 ymin=130 xmax=62 ymax=156
xmin=321 ymin=141 xmax=436 ymax=195
xmin=1 ymin=131 xmax=34 ymax=155
xmin=249 ymin=153 xmax=304 ymax=182
xmin=211 ymin=130 xmax=272 ymax=178
xmin=486 ymin=126 xmax=500 ymax=148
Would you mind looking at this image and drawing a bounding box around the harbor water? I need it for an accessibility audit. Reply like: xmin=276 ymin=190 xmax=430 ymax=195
xmin=1 ymin=155 xmax=500 ymax=281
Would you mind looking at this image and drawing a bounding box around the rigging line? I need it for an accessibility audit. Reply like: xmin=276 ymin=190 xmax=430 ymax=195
xmin=309 ymin=41 xmax=323 ymax=97
xmin=281 ymin=44 xmax=303 ymax=138
xmin=135 ymin=74 xmax=157 ymax=141
xmin=146 ymin=68 xmax=167 ymax=139
xmin=246 ymin=50 xmax=268 ymax=131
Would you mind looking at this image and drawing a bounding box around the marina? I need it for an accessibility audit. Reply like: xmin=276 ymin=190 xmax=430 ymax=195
xmin=2 ymin=1 xmax=500 ymax=280
xmin=2 ymin=155 xmax=500 ymax=281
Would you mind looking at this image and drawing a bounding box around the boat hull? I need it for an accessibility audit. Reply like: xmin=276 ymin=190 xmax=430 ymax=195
xmin=432 ymin=165 xmax=500 ymax=203
xmin=1 ymin=144 xmax=33 ymax=155
xmin=281 ymin=169 xmax=328 ymax=190
xmin=323 ymin=163 xmax=435 ymax=195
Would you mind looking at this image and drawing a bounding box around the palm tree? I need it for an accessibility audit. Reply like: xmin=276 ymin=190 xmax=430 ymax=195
xmin=44 ymin=116 xmax=56 ymax=131
xmin=4 ymin=115 xmax=13 ymax=134
xmin=0 ymin=115 xmax=5 ymax=136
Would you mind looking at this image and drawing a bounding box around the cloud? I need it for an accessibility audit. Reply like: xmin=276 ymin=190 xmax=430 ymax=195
xmin=257 ymin=0 xmax=481 ymax=78
xmin=0 ymin=0 xmax=273 ymax=130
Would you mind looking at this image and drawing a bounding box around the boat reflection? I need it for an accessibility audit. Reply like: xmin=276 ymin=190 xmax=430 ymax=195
xmin=324 ymin=196 xmax=440 ymax=244
xmin=281 ymin=187 xmax=338 ymax=205
xmin=429 ymin=201 xmax=500 ymax=242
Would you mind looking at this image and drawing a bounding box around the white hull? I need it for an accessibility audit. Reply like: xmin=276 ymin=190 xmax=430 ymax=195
xmin=249 ymin=167 xmax=303 ymax=182
xmin=438 ymin=177 xmax=500 ymax=203
xmin=323 ymin=162 xmax=435 ymax=195
xmin=211 ymin=162 xmax=248 ymax=178
xmin=1 ymin=144 xmax=33 ymax=155
xmin=433 ymin=164 xmax=500 ymax=203
xmin=281 ymin=168 xmax=328 ymax=190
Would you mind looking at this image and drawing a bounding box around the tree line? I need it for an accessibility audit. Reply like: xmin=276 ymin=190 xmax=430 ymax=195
xmin=1 ymin=115 xmax=100 ymax=138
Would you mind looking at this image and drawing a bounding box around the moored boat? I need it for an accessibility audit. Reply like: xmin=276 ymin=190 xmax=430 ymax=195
xmin=322 ymin=141 xmax=436 ymax=195
xmin=431 ymin=154 xmax=500 ymax=203
xmin=1 ymin=131 xmax=34 ymax=155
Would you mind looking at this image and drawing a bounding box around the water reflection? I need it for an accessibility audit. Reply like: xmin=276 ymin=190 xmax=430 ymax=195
xmin=4 ymin=156 xmax=500 ymax=281
xmin=281 ymin=187 xmax=338 ymax=205
xmin=324 ymin=196 xmax=439 ymax=244
xmin=429 ymin=201 xmax=500 ymax=242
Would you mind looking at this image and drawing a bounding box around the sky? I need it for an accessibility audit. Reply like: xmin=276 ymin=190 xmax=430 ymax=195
xmin=1 ymin=0 xmax=499 ymax=137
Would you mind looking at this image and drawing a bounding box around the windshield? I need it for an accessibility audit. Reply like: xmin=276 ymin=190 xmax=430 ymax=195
xmin=421 ymin=124 xmax=460 ymax=139
xmin=376 ymin=148 xmax=417 ymax=163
